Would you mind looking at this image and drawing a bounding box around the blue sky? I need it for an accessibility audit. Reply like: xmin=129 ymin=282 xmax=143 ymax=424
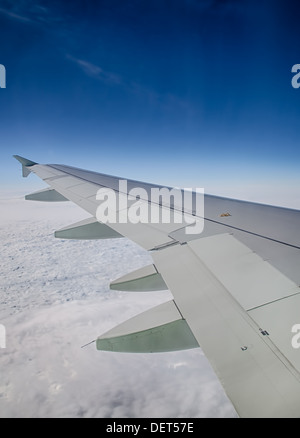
xmin=1 ymin=0 xmax=300 ymax=205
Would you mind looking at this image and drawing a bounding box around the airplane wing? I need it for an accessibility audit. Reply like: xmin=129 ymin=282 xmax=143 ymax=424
xmin=14 ymin=155 xmax=300 ymax=417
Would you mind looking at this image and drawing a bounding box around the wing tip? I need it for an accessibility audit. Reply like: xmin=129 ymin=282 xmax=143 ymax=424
xmin=13 ymin=155 xmax=38 ymax=166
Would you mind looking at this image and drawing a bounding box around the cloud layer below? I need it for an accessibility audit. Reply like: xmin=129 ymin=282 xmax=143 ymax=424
xmin=0 ymin=197 xmax=237 ymax=418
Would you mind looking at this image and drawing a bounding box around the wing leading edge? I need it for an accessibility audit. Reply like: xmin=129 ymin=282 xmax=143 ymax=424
xmin=14 ymin=155 xmax=300 ymax=417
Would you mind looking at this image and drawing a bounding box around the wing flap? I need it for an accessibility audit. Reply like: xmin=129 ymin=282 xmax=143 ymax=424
xmin=152 ymin=240 xmax=300 ymax=417
xmin=249 ymin=294 xmax=300 ymax=374
xmin=188 ymin=233 xmax=299 ymax=310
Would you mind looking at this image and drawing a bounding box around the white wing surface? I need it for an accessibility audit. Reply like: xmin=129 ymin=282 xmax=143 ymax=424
xmin=14 ymin=155 xmax=300 ymax=417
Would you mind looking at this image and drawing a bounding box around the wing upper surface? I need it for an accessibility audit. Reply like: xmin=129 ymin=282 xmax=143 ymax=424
xmin=28 ymin=161 xmax=300 ymax=281
xmin=15 ymin=156 xmax=300 ymax=417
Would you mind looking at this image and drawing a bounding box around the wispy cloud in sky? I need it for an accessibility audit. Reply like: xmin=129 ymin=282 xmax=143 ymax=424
xmin=1 ymin=0 xmax=300 ymax=202
xmin=0 ymin=6 xmax=32 ymax=23
xmin=1 ymin=1 xmax=300 ymax=418
xmin=0 ymin=1 xmax=64 ymax=26
xmin=66 ymin=55 xmax=122 ymax=85
xmin=66 ymin=53 xmax=193 ymax=116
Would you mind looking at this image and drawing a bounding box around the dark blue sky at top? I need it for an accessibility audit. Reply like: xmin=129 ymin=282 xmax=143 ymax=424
xmin=1 ymin=0 xmax=300 ymax=195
